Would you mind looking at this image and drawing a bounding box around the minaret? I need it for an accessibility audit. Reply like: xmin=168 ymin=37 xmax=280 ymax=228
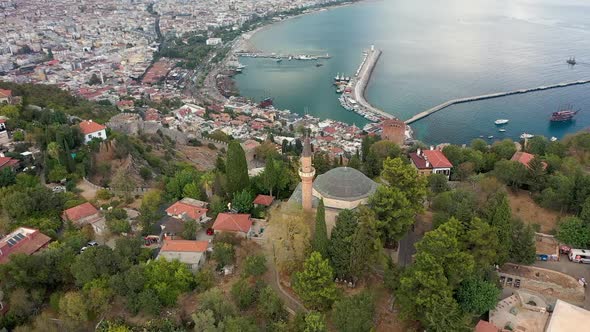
xmin=299 ymin=135 xmax=315 ymax=212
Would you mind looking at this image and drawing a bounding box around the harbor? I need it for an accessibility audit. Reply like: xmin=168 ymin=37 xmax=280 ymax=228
xmin=334 ymin=46 xmax=396 ymax=122
xmin=235 ymin=52 xmax=331 ymax=61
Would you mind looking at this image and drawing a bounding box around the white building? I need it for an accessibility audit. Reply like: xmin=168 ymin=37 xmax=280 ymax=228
xmin=79 ymin=120 xmax=107 ymax=144
xmin=157 ymin=239 xmax=209 ymax=272
xmin=206 ymin=38 xmax=222 ymax=46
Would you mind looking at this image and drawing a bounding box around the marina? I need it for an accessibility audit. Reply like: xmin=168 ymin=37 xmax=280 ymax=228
xmin=235 ymin=52 xmax=331 ymax=61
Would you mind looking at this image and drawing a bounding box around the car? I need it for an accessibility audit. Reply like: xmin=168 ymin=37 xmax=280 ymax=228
xmin=80 ymin=246 xmax=88 ymax=253
xmin=87 ymin=241 xmax=98 ymax=247
xmin=206 ymin=228 xmax=214 ymax=236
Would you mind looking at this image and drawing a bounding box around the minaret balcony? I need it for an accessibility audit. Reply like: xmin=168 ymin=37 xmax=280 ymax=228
xmin=298 ymin=168 xmax=316 ymax=178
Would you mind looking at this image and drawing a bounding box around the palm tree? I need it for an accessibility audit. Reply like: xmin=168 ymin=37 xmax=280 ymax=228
xmin=200 ymin=171 xmax=215 ymax=199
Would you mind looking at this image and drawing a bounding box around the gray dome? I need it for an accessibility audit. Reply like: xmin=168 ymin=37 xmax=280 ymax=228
xmin=313 ymin=167 xmax=378 ymax=201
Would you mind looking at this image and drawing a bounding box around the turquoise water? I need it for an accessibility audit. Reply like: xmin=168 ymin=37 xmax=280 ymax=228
xmin=234 ymin=0 xmax=590 ymax=144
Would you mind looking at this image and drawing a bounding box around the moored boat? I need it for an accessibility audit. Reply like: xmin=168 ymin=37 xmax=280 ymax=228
xmin=520 ymin=133 xmax=534 ymax=139
xmin=494 ymin=119 xmax=509 ymax=125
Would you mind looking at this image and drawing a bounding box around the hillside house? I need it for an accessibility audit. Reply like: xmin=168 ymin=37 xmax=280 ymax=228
xmin=62 ymin=202 xmax=106 ymax=235
xmin=0 ymin=227 xmax=51 ymax=265
xmin=409 ymin=148 xmax=453 ymax=179
xmin=165 ymin=198 xmax=210 ymax=223
xmin=79 ymin=120 xmax=107 ymax=144
xmin=212 ymin=213 xmax=252 ymax=238
xmin=157 ymin=239 xmax=209 ymax=272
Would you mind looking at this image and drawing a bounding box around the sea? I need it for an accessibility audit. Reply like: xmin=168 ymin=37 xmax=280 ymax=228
xmin=234 ymin=0 xmax=590 ymax=145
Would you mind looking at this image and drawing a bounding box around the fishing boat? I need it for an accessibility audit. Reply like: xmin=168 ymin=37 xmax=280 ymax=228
xmin=567 ymin=56 xmax=577 ymax=66
xmin=494 ymin=119 xmax=509 ymax=125
xmin=520 ymin=133 xmax=534 ymax=139
xmin=276 ymin=58 xmax=282 ymax=63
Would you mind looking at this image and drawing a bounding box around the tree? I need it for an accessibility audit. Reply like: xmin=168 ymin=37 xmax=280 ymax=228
xmin=312 ymin=199 xmax=329 ymax=259
xmin=59 ymin=291 xmax=89 ymax=322
xmin=332 ymin=292 xmax=375 ymax=332
xmin=493 ymin=160 xmax=527 ymax=188
xmin=470 ymin=138 xmax=488 ymax=153
xmin=428 ymin=173 xmax=450 ymax=194
xmin=456 ymin=277 xmax=500 ymax=316
xmin=526 ymin=136 xmax=548 ymax=156
xmin=349 ymin=207 xmax=381 ymax=281
xmin=88 ymin=73 xmax=102 ymax=85
xmin=293 ymin=252 xmax=339 ymax=311
xmin=302 ymin=312 xmax=327 ymax=332
xmin=166 ymin=167 xmax=201 ymax=200
xmin=370 ymin=158 xmax=427 ymax=242
xmin=463 ymin=218 xmax=499 ymax=272
xmin=225 ymin=140 xmax=249 ymax=197
xmin=260 ymin=158 xmax=289 ymax=198
xmin=144 ymin=258 xmax=194 ymax=307
xmin=200 ymin=288 xmax=236 ymax=324
xmin=364 ymin=140 xmax=402 ymax=177
xmin=183 ymin=181 xmax=203 ymax=200
xmin=231 ymin=278 xmax=257 ymax=310
xmin=491 ymin=139 xmax=516 ymax=160
xmin=243 ymin=254 xmax=267 ymax=277
xmin=212 ymin=242 xmax=235 ymax=267
xmin=556 ymin=217 xmax=590 ymax=248
xmin=580 ymin=197 xmax=590 ymax=225
xmin=328 ymin=209 xmax=358 ymax=279
xmin=313 ymin=151 xmax=332 ymax=175
xmin=139 ymin=189 xmax=162 ymax=234
xmin=397 ymin=219 xmax=473 ymax=330
xmin=254 ymin=141 xmax=280 ymax=161
xmin=509 ymin=218 xmax=536 ymax=264
xmin=270 ymin=204 xmax=311 ymax=273
xmin=192 ymin=309 xmax=222 ymax=332
xmin=0 ymin=167 xmax=16 ymax=187
xmin=182 ymin=219 xmax=199 ymax=240
xmin=71 ymin=246 xmax=121 ymax=287
xmin=485 ymin=192 xmax=512 ymax=264
xmin=231 ymin=189 xmax=253 ymax=213
xmin=112 ymin=168 xmax=136 ymax=199
xmin=223 ymin=316 xmax=258 ymax=332
xmin=347 ymin=154 xmax=361 ymax=170
xmin=257 ymin=286 xmax=288 ymax=322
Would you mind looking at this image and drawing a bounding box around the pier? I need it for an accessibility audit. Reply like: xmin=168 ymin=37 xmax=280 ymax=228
xmin=235 ymin=52 xmax=331 ymax=60
xmin=349 ymin=47 xmax=395 ymax=119
xmin=405 ymin=79 xmax=590 ymax=124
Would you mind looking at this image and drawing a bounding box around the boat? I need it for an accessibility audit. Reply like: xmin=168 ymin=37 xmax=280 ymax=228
xmin=550 ymin=136 xmax=558 ymax=142
xmin=494 ymin=119 xmax=509 ymax=125
xmin=288 ymin=56 xmax=293 ymax=61
xmin=258 ymin=97 xmax=273 ymax=108
xmin=498 ymin=129 xmax=506 ymax=132
xmin=276 ymin=59 xmax=282 ymax=63
xmin=520 ymin=133 xmax=534 ymax=139
xmin=567 ymin=56 xmax=576 ymax=66
xmin=334 ymin=73 xmax=341 ymax=81
xmin=550 ymin=106 xmax=580 ymax=122
xmin=316 ymin=63 xmax=323 ymax=67
xmin=488 ymin=136 xmax=494 ymax=139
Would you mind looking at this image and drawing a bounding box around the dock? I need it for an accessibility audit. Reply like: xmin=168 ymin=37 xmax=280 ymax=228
xmin=235 ymin=52 xmax=331 ymax=60
xmin=405 ymin=79 xmax=590 ymax=124
xmin=351 ymin=47 xmax=395 ymax=119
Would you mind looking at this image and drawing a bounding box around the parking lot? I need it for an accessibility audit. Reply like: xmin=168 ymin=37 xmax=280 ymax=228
xmin=533 ymin=255 xmax=590 ymax=309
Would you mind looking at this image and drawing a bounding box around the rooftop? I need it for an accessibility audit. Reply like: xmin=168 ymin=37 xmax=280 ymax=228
xmin=313 ymin=167 xmax=378 ymax=201
xmin=165 ymin=201 xmax=208 ymax=220
xmin=253 ymin=194 xmax=274 ymax=206
xmin=0 ymin=227 xmax=51 ymax=264
xmin=79 ymin=120 xmax=107 ymax=135
xmin=212 ymin=213 xmax=252 ymax=233
xmin=63 ymin=202 xmax=99 ymax=221
xmin=161 ymin=239 xmax=208 ymax=253
xmin=409 ymin=149 xmax=453 ymax=169
xmin=546 ymin=300 xmax=590 ymax=332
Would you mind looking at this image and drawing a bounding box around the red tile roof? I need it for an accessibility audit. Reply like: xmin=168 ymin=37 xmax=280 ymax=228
xmin=79 ymin=120 xmax=106 ymax=135
xmin=409 ymin=150 xmax=453 ymax=169
xmin=0 ymin=157 xmax=19 ymax=170
xmin=63 ymin=202 xmax=99 ymax=221
xmin=253 ymin=194 xmax=273 ymax=206
xmin=212 ymin=213 xmax=252 ymax=233
xmin=0 ymin=89 xmax=12 ymax=98
xmin=165 ymin=201 xmax=208 ymax=220
xmin=474 ymin=320 xmax=500 ymax=332
xmin=0 ymin=228 xmax=51 ymax=264
xmin=161 ymin=239 xmax=208 ymax=252
xmin=510 ymin=151 xmax=547 ymax=170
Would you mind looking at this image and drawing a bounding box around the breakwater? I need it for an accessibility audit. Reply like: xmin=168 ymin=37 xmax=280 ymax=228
xmin=405 ymin=79 xmax=590 ymax=124
xmin=350 ymin=47 xmax=394 ymax=119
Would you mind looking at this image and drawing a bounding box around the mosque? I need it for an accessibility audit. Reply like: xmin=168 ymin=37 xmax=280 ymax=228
xmin=289 ymin=136 xmax=378 ymax=211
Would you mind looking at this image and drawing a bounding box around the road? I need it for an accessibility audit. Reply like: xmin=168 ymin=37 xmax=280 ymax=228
xmin=533 ymin=257 xmax=590 ymax=309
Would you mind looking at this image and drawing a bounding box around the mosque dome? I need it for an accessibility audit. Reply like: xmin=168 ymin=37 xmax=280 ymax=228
xmin=313 ymin=167 xmax=378 ymax=202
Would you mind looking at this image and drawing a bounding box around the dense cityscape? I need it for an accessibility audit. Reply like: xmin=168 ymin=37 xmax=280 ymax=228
xmin=1 ymin=0 xmax=590 ymax=331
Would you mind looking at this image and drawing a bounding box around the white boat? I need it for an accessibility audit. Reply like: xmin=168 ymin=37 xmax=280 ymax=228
xmin=520 ymin=133 xmax=534 ymax=139
xmin=488 ymin=136 xmax=494 ymax=139
xmin=494 ymin=119 xmax=509 ymax=125
xmin=550 ymin=136 xmax=558 ymax=142
xmin=499 ymin=129 xmax=506 ymax=132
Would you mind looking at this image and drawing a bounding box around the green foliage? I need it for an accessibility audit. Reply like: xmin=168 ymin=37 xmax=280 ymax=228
xmin=231 ymin=278 xmax=258 ymax=310
xmin=225 ymin=140 xmax=249 ymax=197
xmin=349 ymin=207 xmax=381 ymax=281
xmin=59 ymin=291 xmax=89 ymax=322
xmin=302 ymin=312 xmax=327 ymax=332
xmin=332 ymin=292 xmax=375 ymax=332
xmin=428 ymin=173 xmax=450 ymax=194
xmin=293 ymin=252 xmax=339 ymax=311
xmin=0 ymin=167 xmax=16 ymax=187
xmin=257 ymin=286 xmax=288 ymax=322
xmin=144 ymin=258 xmax=194 ymax=307
xmin=106 ymin=217 xmax=131 ymax=234
xmin=243 ymin=254 xmax=267 ymax=277
xmin=71 ymin=246 xmax=121 ymax=287
xmin=328 ymin=209 xmax=358 ymax=279
xmin=491 ymin=139 xmax=517 ymax=160
xmin=212 ymin=242 xmax=235 ymax=267
xmin=369 ymin=157 xmax=427 ymax=242
xmin=485 ymin=192 xmax=512 ymax=264
xmin=456 ymin=277 xmax=500 ymax=315
xmin=463 ymin=218 xmax=499 ymax=271
xmin=200 ymin=288 xmax=236 ymax=324
xmin=182 ymin=219 xmax=199 ymax=240
xmin=470 ymin=138 xmax=488 ymax=153
xmin=432 ymin=189 xmax=477 ymax=225
xmin=231 ymin=189 xmax=254 ymax=213
xmin=556 ymin=216 xmax=590 ymax=248
xmin=493 ymin=160 xmax=528 ymax=188
xmin=312 ymin=199 xmax=329 ymax=259
xmin=165 ymin=167 xmax=202 ymax=201
xmin=95 ymin=188 xmax=112 ymax=200
xmin=364 ymin=140 xmax=402 ymax=177
xmin=260 ymin=157 xmax=290 ymax=198
xmin=509 ymin=218 xmax=537 ymax=264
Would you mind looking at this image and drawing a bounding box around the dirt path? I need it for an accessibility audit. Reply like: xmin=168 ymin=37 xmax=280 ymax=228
xmin=77 ymin=179 xmax=98 ymax=200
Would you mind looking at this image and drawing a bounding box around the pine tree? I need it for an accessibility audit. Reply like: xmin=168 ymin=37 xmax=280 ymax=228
xmin=293 ymin=252 xmax=338 ymax=311
xmin=486 ymin=193 xmax=512 ymax=264
xmin=225 ymin=140 xmax=249 ymax=197
xmin=312 ymin=200 xmax=329 ymax=258
xmin=328 ymin=209 xmax=358 ymax=280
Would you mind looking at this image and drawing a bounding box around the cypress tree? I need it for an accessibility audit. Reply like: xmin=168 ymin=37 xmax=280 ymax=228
xmin=312 ymin=200 xmax=329 ymax=258
xmin=487 ymin=193 xmax=512 ymax=264
xmin=328 ymin=209 xmax=358 ymax=279
xmin=225 ymin=140 xmax=249 ymax=197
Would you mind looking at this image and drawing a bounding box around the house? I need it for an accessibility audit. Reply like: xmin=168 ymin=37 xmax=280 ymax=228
xmin=116 ymin=99 xmax=134 ymax=111
xmin=206 ymin=38 xmax=222 ymax=46
xmin=212 ymin=213 xmax=252 ymax=238
xmin=0 ymin=89 xmax=12 ymax=104
xmin=253 ymin=194 xmax=273 ymax=207
xmin=62 ymin=202 xmax=106 ymax=235
xmin=474 ymin=320 xmax=500 ymax=332
xmin=165 ymin=198 xmax=209 ymax=223
xmin=157 ymin=239 xmax=209 ymax=272
xmin=409 ymin=148 xmax=453 ymax=179
xmin=546 ymin=299 xmax=590 ymax=332
xmin=0 ymin=119 xmax=9 ymax=145
xmin=0 ymin=227 xmax=51 ymax=265
xmin=79 ymin=120 xmax=107 ymax=144
xmin=0 ymin=154 xmax=19 ymax=171
xmin=510 ymin=151 xmax=547 ymax=170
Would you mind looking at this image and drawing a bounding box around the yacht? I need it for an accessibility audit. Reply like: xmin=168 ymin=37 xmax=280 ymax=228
xmin=494 ymin=119 xmax=509 ymax=125
xmin=498 ymin=129 xmax=506 ymax=132
xmin=550 ymin=136 xmax=558 ymax=142
xmin=520 ymin=133 xmax=534 ymax=139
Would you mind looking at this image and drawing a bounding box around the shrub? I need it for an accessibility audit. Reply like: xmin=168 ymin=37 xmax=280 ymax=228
xmin=243 ymin=254 xmax=267 ymax=277
xmin=96 ymin=189 xmax=112 ymax=200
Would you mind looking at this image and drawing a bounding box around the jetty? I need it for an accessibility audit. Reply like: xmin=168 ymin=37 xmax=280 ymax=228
xmin=350 ymin=46 xmax=395 ymax=119
xmin=405 ymin=79 xmax=590 ymax=124
xmin=235 ymin=52 xmax=331 ymax=60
